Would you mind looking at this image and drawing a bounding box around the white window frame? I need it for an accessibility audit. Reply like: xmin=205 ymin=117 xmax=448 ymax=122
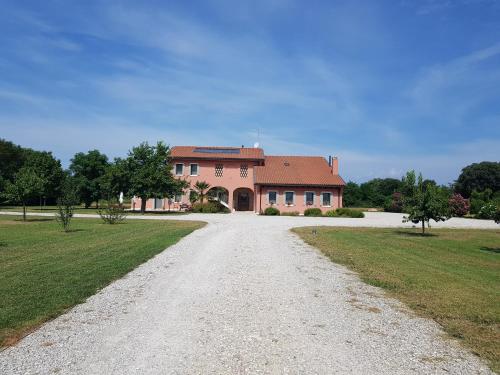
xmin=267 ymin=190 xmax=278 ymax=205
xmin=175 ymin=163 xmax=184 ymax=176
xmin=174 ymin=193 xmax=182 ymax=203
xmin=304 ymin=191 xmax=315 ymax=206
xmin=284 ymin=191 xmax=295 ymax=206
xmin=321 ymin=191 xmax=332 ymax=207
xmin=189 ymin=163 xmax=199 ymax=176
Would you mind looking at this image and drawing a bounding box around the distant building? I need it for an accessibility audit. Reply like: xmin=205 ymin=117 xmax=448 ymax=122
xmin=135 ymin=146 xmax=345 ymax=214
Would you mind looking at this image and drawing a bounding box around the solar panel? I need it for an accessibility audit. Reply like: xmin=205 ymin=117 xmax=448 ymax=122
xmin=193 ymin=148 xmax=241 ymax=154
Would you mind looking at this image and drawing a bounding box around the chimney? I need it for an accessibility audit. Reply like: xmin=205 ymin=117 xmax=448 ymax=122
xmin=331 ymin=156 xmax=338 ymax=175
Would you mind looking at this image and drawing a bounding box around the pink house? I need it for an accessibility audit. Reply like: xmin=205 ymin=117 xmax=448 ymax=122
xmin=137 ymin=146 xmax=345 ymax=214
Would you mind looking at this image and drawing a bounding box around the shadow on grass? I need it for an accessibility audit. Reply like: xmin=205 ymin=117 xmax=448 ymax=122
xmin=480 ymin=246 xmax=500 ymax=254
xmin=63 ymin=229 xmax=87 ymax=233
xmin=14 ymin=218 xmax=54 ymax=222
xmin=0 ymin=242 xmax=7 ymax=247
xmin=393 ymin=230 xmax=438 ymax=237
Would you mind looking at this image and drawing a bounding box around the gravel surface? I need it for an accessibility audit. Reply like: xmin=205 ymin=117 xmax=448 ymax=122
xmin=0 ymin=212 xmax=496 ymax=374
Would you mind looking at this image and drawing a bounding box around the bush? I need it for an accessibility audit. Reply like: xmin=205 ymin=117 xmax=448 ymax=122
xmin=192 ymin=201 xmax=230 ymax=213
xmin=98 ymin=202 xmax=127 ymax=224
xmin=304 ymin=208 xmax=323 ymax=217
xmin=477 ymin=203 xmax=497 ymax=220
xmin=448 ymin=193 xmax=470 ymax=217
xmin=281 ymin=211 xmax=299 ymax=216
xmin=384 ymin=192 xmax=404 ymax=213
xmin=325 ymin=210 xmax=337 ymax=217
xmin=55 ymin=197 xmax=74 ymax=232
xmin=334 ymin=208 xmax=365 ymax=218
xmin=263 ymin=207 xmax=280 ymax=216
xmin=494 ymin=208 xmax=500 ymax=224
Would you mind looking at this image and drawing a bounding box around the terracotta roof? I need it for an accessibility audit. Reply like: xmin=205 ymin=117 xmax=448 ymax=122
xmin=171 ymin=146 xmax=265 ymax=160
xmin=255 ymin=156 xmax=345 ymax=186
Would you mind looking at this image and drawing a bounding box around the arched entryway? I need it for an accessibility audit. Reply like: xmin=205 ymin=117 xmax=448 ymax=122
xmin=207 ymin=186 xmax=229 ymax=205
xmin=233 ymin=187 xmax=254 ymax=211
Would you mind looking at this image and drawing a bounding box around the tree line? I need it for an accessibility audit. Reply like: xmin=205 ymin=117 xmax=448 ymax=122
xmin=344 ymin=161 xmax=500 ymax=220
xmin=0 ymin=139 xmax=186 ymax=219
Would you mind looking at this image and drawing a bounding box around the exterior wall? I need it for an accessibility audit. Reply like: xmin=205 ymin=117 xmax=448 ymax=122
xmin=136 ymin=158 xmax=260 ymax=211
xmin=255 ymin=185 xmax=343 ymax=214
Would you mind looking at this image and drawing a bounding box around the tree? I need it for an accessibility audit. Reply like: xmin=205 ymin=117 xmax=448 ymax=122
xmin=0 ymin=139 xmax=26 ymax=185
xmin=343 ymin=181 xmax=362 ymax=207
xmin=55 ymin=176 xmax=79 ymax=232
xmin=23 ymin=150 xmax=64 ymax=206
xmin=2 ymin=167 xmax=45 ymax=221
xmin=455 ymin=162 xmax=500 ymax=198
xmin=100 ymin=158 xmax=129 ymax=202
xmin=193 ymin=181 xmax=210 ymax=204
xmin=402 ymin=171 xmax=449 ymax=234
xmin=125 ymin=141 xmax=186 ymax=214
xmin=448 ymin=193 xmax=470 ymax=217
xmin=69 ymin=150 xmax=109 ymax=208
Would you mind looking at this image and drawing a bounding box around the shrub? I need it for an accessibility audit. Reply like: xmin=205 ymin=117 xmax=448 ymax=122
xmin=192 ymin=201 xmax=230 ymax=213
xmin=281 ymin=211 xmax=299 ymax=216
xmin=263 ymin=207 xmax=280 ymax=216
xmin=98 ymin=202 xmax=127 ymax=224
xmin=494 ymin=208 xmax=500 ymax=224
xmin=55 ymin=197 xmax=74 ymax=232
xmin=384 ymin=192 xmax=404 ymax=213
xmin=334 ymin=208 xmax=365 ymax=218
xmin=448 ymin=193 xmax=470 ymax=217
xmin=304 ymin=208 xmax=323 ymax=217
xmin=325 ymin=210 xmax=338 ymax=217
xmin=477 ymin=203 xmax=497 ymax=220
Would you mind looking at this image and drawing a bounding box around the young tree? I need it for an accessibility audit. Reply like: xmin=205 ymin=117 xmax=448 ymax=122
xmin=69 ymin=150 xmax=109 ymax=208
xmin=2 ymin=167 xmax=45 ymax=221
xmin=125 ymin=141 xmax=186 ymax=214
xmin=193 ymin=181 xmax=210 ymax=204
xmin=55 ymin=176 xmax=79 ymax=232
xmin=402 ymin=172 xmax=449 ymax=234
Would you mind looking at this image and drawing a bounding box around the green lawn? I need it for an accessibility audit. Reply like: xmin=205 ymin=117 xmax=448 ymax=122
xmin=0 ymin=215 xmax=204 ymax=346
xmin=0 ymin=205 xmax=187 ymax=215
xmin=292 ymin=227 xmax=500 ymax=372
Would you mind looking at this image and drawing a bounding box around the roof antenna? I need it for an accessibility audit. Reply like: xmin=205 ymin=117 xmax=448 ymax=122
xmin=254 ymin=128 xmax=261 ymax=148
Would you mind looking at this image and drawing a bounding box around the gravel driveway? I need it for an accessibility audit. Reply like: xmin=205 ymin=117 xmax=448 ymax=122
xmin=0 ymin=212 xmax=496 ymax=374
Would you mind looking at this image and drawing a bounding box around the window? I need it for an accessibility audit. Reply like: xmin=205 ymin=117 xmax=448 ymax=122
xmin=190 ymin=163 xmax=199 ymax=176
xmin=240 ymin=164 xmax=248 ymax=178
xmin=285 ymin=191 xmax=295 ymax=206
xmin=174 ymin=193 xmax=182 ymax=203
xmin=322 ymin=192 xmax=332 ymax=206
xmin=268 ymin=191 xmax=277 ymax=205
xmin=215 ymin=164 xmax=223 ymax=177
xmin=175 ymin=163 xmax=184 ymax=176
xmin=305 ymin=191 xmax=315 ymax=206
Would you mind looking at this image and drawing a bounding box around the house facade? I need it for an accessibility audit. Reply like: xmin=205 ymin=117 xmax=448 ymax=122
xmin=136 ymin=146 xmax=345 ymax=214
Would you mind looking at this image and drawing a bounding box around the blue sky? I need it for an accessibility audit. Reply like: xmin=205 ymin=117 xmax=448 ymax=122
xmin=0 ymin=0 xmax=499 ymax=183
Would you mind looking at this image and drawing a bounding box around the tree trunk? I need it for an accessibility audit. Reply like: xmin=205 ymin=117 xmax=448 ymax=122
xmin=39 ymin=196 xmax=42 ymax=212
xmin=140 ymin=196 xmax=147 ymax=214
xmin=421 ymin=220 xmax=425 ymax=234
xmin=96 ymin=199 xmax=99 ymax=209
xmin=23 ymin=202 xmax=26 ymax=221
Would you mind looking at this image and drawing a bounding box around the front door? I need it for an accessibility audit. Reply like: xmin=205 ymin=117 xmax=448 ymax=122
xmin=237 ymin=192 xmax=249 ymax=211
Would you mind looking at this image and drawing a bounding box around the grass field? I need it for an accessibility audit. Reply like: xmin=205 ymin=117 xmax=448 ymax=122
xmin=0 ymin=205 xmax=187 ymax=215
xmin=0 ymin=215 xmax=204 ymax=346
xmin=293 ymin=227 xmax=500 ymax=372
